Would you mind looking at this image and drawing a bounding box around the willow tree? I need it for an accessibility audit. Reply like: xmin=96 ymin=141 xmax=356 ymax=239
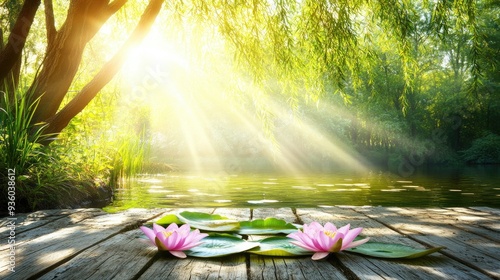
xmin=1 ymin=0 xmax=164 ymax=141
xmin=0 ymin=0 xmax=485 ymax=143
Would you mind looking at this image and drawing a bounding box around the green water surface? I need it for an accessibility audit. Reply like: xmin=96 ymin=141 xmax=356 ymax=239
xmin=105 ymin=166 xmax=500 ymax=212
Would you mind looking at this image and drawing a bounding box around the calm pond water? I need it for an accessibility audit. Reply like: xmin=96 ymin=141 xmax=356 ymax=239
xmin=105 ymin=166 xmax=500 ymax=212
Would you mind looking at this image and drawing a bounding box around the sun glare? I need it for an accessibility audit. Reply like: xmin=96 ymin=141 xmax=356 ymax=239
xmin=116 ymin=21 xmax=370 ymax=175
xmin=122 ymin=27 xmax=188 ymax=85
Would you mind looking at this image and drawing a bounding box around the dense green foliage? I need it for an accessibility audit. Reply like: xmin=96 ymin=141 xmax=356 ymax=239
xmin=0 ymin=85 xmax=149 ymax=212
xmin=148 ymin=0 xmax=500 ymax=172
xmin=461 ymin=133 xmax=500 ymax=164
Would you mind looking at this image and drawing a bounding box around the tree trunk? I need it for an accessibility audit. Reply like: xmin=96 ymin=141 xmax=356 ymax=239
xmin=42 ymin=0 xmax=165 ymax=141
xmin=0 ymin=0 xmax=41 ymax=94
xmin=28 ymin=0 xmax=122 ymax=125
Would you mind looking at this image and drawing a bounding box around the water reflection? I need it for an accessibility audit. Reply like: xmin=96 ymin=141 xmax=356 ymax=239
xmin=106 ymin=166 xmax=500 ymax=211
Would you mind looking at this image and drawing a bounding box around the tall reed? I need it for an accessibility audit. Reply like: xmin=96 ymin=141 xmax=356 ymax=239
xmin=109 ymin=127 xmax=150 ymax=188
xmin=0 ymin=89 xmax=46 ymax=176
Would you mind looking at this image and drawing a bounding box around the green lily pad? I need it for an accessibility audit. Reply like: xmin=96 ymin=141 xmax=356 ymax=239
xmin=186 ymin=234 xmax=259 ymax=258
xmin=155 ymin=214 xmax=183 ymax=226
xmin=238 ymin=218 xmax=299 ymax=235
xmin=347 ymin=242 xmax=446 ymax=259
xmin=178 ymin=211 xmax=240 ymax=231
xmin=248 ymin=237 xmax=312 ymax=256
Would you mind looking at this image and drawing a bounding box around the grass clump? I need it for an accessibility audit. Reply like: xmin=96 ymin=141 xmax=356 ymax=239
xmin=0 ymin=89 xmax=114 ymax=213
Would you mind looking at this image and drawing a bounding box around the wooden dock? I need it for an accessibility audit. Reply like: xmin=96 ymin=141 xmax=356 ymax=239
xmin=1 ymin=206 xmax=499 ymax=279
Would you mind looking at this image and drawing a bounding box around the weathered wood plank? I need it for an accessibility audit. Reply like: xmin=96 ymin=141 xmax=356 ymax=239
xmin=298 ymin=207 xmax=492 ymax=280
xmin=0 ymin=209 xmax=107 ymax=252
xmin=0 ymin=209 xmax=166 ymax=280
xmin=411 ymin=207 xmax=500 ymax=242
xmin=448 ymin=207 xmax=500 ymax=233
xmin=469 ymin=207 xmax=500 ymax=216
xmin=213 ymin=208 xmax=251 ymax=221
xmin=249 ymin=254 xmax=349 ymax=280
xmin=38 ymin=230 xmax=157 ymax=280
xmin=355 ymin=207 xmax=500 ymax=279
xmin=0 ymin=208 xmax=104 ymax=236
xmin=138 ymin=255 xmax=248 ymax=280
xmin=252 ymin=208 xmax=299 ymax=224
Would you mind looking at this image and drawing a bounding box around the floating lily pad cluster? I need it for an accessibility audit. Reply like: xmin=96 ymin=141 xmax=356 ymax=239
xmin=141 ymin=211 xmax=444 ymax=259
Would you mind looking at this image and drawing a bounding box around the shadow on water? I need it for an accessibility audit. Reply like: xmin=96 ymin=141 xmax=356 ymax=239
xmin=105 ymin=165 xmax=500 ymax=212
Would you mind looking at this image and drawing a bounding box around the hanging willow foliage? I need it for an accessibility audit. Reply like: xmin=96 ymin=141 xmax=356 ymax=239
xmin=162 ymin=0 xmax=486 ymax=109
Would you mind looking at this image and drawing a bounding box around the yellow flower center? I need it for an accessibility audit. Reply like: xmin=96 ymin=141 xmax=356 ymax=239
xmin=323 ymin=230 xmax=337 ymax=239
xmin=155 ymin=231 xmax=174 ymax=251
xmin=324 ymin=230 xmax=343 ymax=252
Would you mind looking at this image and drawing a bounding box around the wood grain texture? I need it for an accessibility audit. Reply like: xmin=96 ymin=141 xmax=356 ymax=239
xmin=1 ymin=207 xmax=497 ymax=279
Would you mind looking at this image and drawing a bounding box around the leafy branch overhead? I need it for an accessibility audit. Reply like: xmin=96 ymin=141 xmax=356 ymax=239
xmin=0 ymin=0 xmax=488 ymax=143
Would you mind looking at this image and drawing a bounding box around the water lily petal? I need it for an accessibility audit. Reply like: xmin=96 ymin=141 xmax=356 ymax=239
xmin=155 ymin=236 xmax=168 ymax=251
xmin=341 ymin=227 xmax=363 ymax=249
xmin=290 ymin=240 xmax=318 ymax=252
xmin=330 ymin=231 xmax=344 ymax=247
xmin=179 ymin=239 xmax=207 ymax=251
xmin=182 ymin=230 xmax=207 ymax=248
xmin=165 ymin=223 xmax=179 ymax=232
xmin=167 ymin=231 xmax=181 ymax=250
xmin=324 ymin=222 xmax=338 ymax=232
xmin=329 ymin=237 xmax=343 ymax=253
xmin=305 ymin=222 xmax=323 ymax=237
xmin=153 ymin=223 xmax=166 ymax=234
xmin=343 ymin=237 xmax=370 ymax=250
xmin=288 ymin=222 xmax=370 ymax=255
xmin=316 ymin=231 xmax=333 ymax=251
xmin=286 ymin=231 xmax=301 ymax=240
xmin=312 ymin=252 xmax=330 ymax=260
xmin=140 ymin=226 xmax=156 ymax=245
xmin=290 ymin=232 xmax=318 ymax=251
xmin=311 ymin=231 xmax=328 ymax=250
xmin=337 ymin=224 xmax=351 ymax=236
xmin=156 ymin=231 xmax=170 ymax=249
xmin=192 ymin=230 xmax=209 ymax=242
xmin=170 ymin=250 xmax=187 ymax=258
xmin=178 ymin=224 xmax=191 ymax=236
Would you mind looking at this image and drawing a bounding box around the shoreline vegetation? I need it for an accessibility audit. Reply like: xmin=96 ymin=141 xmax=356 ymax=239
xmin=1 ymin=139 xmax=499 ymax=216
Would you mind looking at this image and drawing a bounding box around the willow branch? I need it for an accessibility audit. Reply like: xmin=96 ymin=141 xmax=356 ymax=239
xmin=43 ymin=0 xmax=165 ymax=139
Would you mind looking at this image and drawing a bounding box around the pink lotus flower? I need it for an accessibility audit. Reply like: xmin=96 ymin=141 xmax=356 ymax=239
xmin=140 ymin=223 xmax=208 ymax=258
xmin=287 ymin=222 xmax=370 ymax=260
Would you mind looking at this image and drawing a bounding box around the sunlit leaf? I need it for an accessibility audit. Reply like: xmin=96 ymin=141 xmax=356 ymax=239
xmin=347 ymin=242 xmax=445 ymax=259
xmin=178 ymin=211 xmax=240 ymax=231
xmin=238 ymin=218 xmax=299 ymax=235
xmin=155 ymin=214 xmax=183 ymax=226
xmin=186 ymin=234 xmax=259 ymax=258
xmin=248 ymin=237 xmax=312 ymax=256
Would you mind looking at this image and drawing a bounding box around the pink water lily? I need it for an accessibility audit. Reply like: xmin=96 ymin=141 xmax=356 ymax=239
xmin=140 ymin=223 xmax=208 ymax=258
xmin=287 ymin=222 xmax=370 ymax=260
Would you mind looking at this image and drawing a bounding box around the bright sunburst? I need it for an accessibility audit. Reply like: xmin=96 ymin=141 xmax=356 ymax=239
xmin=117 ymin=19 xmax=369 ymax=175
